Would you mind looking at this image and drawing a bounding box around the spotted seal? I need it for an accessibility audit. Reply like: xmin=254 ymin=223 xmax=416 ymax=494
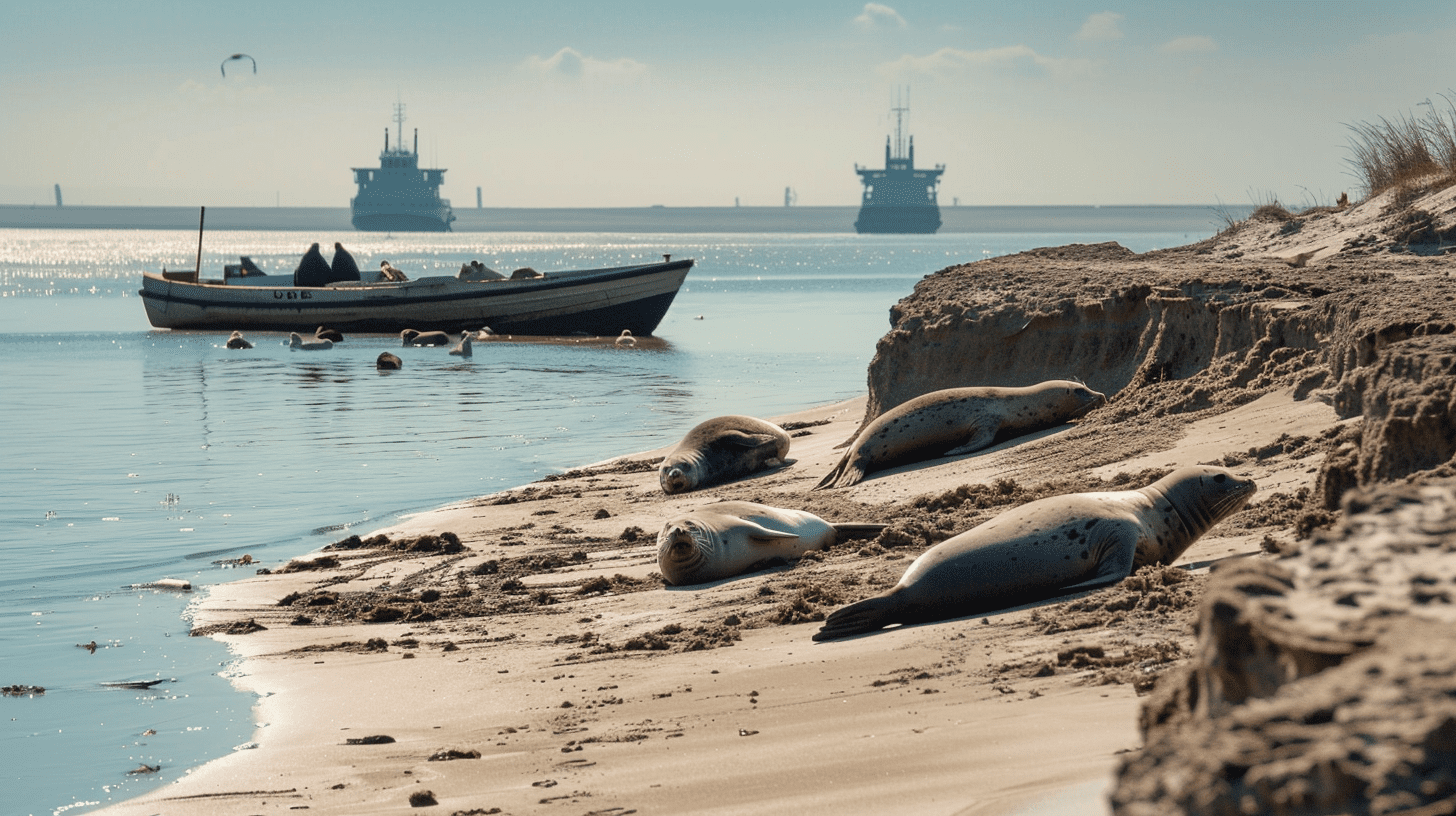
xmin=813 ymin=466 xmax=1256 ymax=640
xmin=816 ymin=380 xmax=1106 ymax=489
xmin=658 ymin=501 xmax=886 ymax=586
xmin=449 ymin=332 xmax=473 ymax=358
xmin=376 ymin=352 xmax=403 ymax=370
xmin=659 ymin=415 xmax=792 ymax=494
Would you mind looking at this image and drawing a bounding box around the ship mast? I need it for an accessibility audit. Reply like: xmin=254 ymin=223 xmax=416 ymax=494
xmin=890 ymin=88 xmax=909 ymax=161
xmin=393 ymin=102 xmax=407 ymax=155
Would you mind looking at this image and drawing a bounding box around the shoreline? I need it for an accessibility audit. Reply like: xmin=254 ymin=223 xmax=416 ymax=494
xmin=0 ymin=204 xmax=1245 ymax=234
xmin=92 ymin=384 xmax=1338 ymax=815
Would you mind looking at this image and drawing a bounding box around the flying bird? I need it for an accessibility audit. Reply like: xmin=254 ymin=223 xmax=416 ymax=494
xmin=221 ymin=53 xmax=256 ymax=78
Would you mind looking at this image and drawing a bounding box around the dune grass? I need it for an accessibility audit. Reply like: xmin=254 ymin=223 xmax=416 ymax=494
xmin=1346 ymin=93 xmax=1456 ymax=198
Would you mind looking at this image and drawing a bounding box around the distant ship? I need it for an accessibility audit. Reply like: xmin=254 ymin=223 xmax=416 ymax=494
xmin=351 ymin=104 xmax=456 ymax=232
xmin=854 ymin=100 xmax=944 ymax=234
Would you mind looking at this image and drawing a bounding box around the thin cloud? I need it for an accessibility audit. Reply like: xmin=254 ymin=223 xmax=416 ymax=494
xmin=854 ymin=3 xmax=907 ymax=30
xmin=1075 ymin=12 xmax=1124 ymax=42
xmin=1159 ymin=36 xmax=1217 ymax=54
xmin=522 ymin=47 xmax=647 ymax=80
xmin=879 ymin=45 xmax=1096 ymax=79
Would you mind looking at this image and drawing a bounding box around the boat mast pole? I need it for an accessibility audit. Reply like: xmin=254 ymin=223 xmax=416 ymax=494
xmin=195 ymin=206 xmax=205 ymax=273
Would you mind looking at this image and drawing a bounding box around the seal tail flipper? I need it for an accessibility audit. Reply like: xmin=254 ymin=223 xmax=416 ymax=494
xmin=830 ymin=523 xmax=889 ymax=541
xmin=813 ymin=592 xmax=903 ymax=641
xmin=814 ymin=457 xmax=865 ymax=490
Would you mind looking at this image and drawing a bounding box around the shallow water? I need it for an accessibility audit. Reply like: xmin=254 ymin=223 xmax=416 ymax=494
xmin=0 ymin=228 xmax=1198 ymax=815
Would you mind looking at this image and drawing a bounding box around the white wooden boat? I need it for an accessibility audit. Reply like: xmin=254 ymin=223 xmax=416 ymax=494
xmin=139 ymin=259 xmax=693 ymax=335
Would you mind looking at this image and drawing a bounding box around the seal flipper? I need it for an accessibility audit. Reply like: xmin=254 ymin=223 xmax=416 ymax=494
xmin=717 ymin=430 xmax=783 ymax=450
xmin=735 ymin=519 xmax=801 ymax=544
xmin=941 ymin=425 xmax=995 ymax=457
xmin=829 ymin=523 xmax=889 ymax=541
xmin=814 ymin=456 xmax=866 ymax=490
xmin=813 ymin=588 xmax=905 ymax=641
xmin=1057 ymin=535 xmax=1137 ymax=594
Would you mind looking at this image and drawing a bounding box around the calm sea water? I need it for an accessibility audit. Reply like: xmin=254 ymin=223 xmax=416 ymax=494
xmin=0 ymin=225 xmax=1207 ymax=816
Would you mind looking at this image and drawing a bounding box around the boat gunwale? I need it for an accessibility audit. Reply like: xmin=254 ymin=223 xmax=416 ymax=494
xmin=139 ymin=260 xmax=692 ymax=311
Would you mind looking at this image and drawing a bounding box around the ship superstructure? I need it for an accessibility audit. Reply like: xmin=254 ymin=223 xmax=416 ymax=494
xmin=351 ymin=104 xmax=456 ymax=232
xmin=854 ymin=98 xmax=944 ymax=234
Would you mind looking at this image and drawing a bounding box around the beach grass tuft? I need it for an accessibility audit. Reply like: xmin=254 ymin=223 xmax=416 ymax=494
xmin=1346 ymin=92 xmax=1456 ymax=199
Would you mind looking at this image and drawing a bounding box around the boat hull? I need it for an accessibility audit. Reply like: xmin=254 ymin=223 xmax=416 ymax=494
xmin=351 ymin=211 xmax=454 ymax=232
xmin=854 ymin=205 xmax=942 ymax=234
xmin=139 ymin=260 xmax=692 ymax=335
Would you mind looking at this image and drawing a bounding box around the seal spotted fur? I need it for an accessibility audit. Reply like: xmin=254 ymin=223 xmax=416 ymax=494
xmin=659 ymin=415 xmax=792 ymax=494
xmin=813 ymin=466 xmax=1256 ymax=640
xmin=816 ymin=380 xmax=1105 ymax=489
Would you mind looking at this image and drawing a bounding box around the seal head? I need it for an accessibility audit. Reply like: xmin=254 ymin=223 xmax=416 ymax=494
xmin=225 ymin=330 xmax=253 ymax=349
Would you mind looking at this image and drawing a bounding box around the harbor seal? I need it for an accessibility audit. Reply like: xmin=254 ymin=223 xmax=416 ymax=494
xmin=315 ymin=326 xmax=344 ymax=343
xmin=615 ymin=330 xmax=636 ymax=347
xmin=289 ymin=332 xmax=332 ymax=350
xmin=376 ymin=352 xmax=403 ymax=370
xmin=224 ymin=331 xmax=253 ymax=349
xmin=448 ymin=332 xmax=473 ymax=358
xmin=658 ymin=500 xmax=887 ymax=586
xmin=330 ymin=243 xmax=361 ymax=281
xmin=293 ymin=243 xmax=333 ymax=287
xmin=816 ymin=380 xmax=1106 ymax=489
xmin=813 ymin=466 xmax=1256 ymax=641
xmin=380 ymin=261 xmax=409 ymax=282
xmin=659 ymin=415 xmax=792 ymax=494
xmin=401 ymin=329 xmax=450 ymax=347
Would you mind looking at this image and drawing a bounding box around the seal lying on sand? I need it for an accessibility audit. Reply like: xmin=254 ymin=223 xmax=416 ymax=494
xmin=813 ymin=466 xmax=1256 ymax=641
xmin=816 ymin=381 xmax=1106 ymax=489
xmin=401 ymin=329 xmax=451 ymax=347
xmin=225 ymin=331 xmax=253 ymax=349
xmin=659 ymin=415 xmax=792 ymax=494
xmin=658 ymin=501 xmax=887 ymax=586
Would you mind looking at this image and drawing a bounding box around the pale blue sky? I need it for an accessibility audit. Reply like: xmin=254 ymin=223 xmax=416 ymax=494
xmin=3 ymin=1 xmax=1451 ymax=207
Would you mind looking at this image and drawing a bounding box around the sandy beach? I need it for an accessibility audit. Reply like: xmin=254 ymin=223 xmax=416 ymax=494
xmin=94 ymin=180 xmax=1456 ymax=816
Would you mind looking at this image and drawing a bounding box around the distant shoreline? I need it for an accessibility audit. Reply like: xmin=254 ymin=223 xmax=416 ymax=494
xmin=0 ymin=204 xmax=1248 ymax=234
